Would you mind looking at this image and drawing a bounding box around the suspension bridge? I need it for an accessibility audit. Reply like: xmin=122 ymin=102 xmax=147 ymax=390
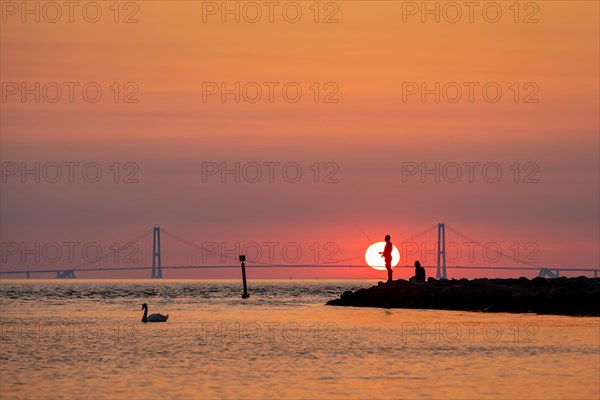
xmin=1 ymin=223 xmax=598 ymax=279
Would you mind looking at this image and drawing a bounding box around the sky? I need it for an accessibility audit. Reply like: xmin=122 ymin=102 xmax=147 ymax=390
xmin=1 ymin=1 xmax=598 ymax=279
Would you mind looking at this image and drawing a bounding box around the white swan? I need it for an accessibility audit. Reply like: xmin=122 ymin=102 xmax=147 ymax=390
xmin=141 ymin=303 xmax=169 ymax=323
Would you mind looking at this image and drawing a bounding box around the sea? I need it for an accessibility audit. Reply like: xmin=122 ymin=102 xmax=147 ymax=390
xmin=1 ymin=279 xmax=599 ymax=399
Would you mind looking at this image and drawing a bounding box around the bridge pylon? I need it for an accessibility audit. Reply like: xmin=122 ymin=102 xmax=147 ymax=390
xmin=436 ymin=223 xmax=447 ymax=280
xmin=151 ymin=227 xmax=163 ymax=279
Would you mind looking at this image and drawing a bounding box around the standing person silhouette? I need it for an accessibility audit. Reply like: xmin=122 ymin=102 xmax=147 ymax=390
xmin=380 ymin=235 xmax=393 ymax=283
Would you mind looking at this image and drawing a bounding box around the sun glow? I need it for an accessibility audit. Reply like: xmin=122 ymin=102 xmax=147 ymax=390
xmin=365 ymin=242 xmax=400 ymax=270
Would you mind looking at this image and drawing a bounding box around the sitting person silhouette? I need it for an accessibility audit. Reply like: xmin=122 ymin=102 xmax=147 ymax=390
xmin=409 ymin=260 xmax=426 ymax=282
xmin=379 ymin=235 xmax=393 ymax=283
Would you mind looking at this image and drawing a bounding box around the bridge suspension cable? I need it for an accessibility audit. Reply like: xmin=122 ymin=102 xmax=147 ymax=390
xmin=400 ymin=224 xmax=438 ymax=243
xmin=71 ymin=228 xmax=153 ymax=271
xmin=445 ymin=224 xmax=541 ymax=268
xmin=160 ymin=228 xmax=240 ymax=264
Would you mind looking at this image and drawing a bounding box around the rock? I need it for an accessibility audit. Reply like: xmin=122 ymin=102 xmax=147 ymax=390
xmin=326 ymin=277 xmax=600 ymax=316
xmin=340 ymin=290 xmax=354 ymax=301
xmin=532 ymin=277 xmax=550 ymax=287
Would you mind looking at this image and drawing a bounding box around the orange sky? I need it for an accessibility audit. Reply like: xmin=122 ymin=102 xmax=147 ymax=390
xmin=1 ymin=1 xmax=598 ymax=279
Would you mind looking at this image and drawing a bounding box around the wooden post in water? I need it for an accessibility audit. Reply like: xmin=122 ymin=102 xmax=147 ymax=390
xmin=239 ymin=255 xmax=250 ymax=298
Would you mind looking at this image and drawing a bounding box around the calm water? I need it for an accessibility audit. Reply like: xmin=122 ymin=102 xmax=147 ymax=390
xmin=1 ymin=279 xmax=599 ymax=400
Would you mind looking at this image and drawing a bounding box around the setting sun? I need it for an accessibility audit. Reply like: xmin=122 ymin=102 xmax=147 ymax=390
xmin=365 ymin=242 xmax=400 ymax=270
